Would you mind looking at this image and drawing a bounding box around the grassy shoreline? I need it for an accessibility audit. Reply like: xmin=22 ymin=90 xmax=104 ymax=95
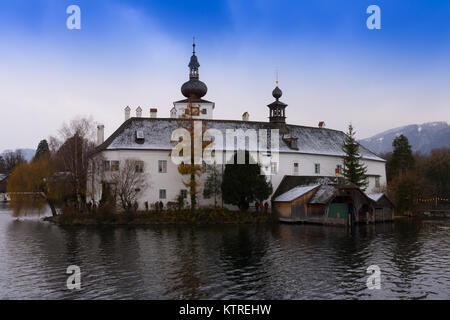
xmin=43 ymin=208 xmax=276 ymax=226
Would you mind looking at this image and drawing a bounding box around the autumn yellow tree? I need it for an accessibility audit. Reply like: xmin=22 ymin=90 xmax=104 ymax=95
xmin=171 ymin=107 xmax=210 ymax=214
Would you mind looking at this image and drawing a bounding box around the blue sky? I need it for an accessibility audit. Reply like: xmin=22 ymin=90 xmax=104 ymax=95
xmin=0 ymin=0 xmax=449 ymax=150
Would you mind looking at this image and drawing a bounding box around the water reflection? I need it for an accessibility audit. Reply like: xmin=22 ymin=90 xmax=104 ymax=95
xmin=0 ymin=203 xmax=448 ymax=299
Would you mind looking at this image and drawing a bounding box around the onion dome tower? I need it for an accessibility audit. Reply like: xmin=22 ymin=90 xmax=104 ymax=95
xmin=181 ymin=39 xmax=208 ymax=99
xmin=267 ymin=80 xmax=287 ymax=124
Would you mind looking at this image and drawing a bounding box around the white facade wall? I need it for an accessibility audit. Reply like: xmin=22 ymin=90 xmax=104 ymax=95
xmin=91 ymin=148 xmax=386 ymax=210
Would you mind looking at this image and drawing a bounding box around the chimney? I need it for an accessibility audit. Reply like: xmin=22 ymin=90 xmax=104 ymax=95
xmin=136 ymin=106 xmax=142 ymax=118
xmin=125 ymin=106 xmax=131 ymax=121
xmin=150 ymin=108 xmax=158 ymax=118
xmin=97 ymin=125 xmax=105 ymax=146
xmin=242 ymin=112 xmax=249 ymax=121
xmin=318 ymin=121 xmax=325 ymax=128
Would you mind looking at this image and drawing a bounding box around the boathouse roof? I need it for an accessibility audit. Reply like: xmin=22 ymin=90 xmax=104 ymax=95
xmin=273 ymin=184 xmax=320 ymax=202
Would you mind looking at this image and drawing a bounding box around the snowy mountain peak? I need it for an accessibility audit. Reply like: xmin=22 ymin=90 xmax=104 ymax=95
xmin=360 ymin=121 xmax=450 ymax=154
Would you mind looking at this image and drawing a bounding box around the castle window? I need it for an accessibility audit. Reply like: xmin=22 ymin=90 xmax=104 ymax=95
xmin=181 ymin=189 xmax=187 ymax=199
xmin=294 ymin=162 xmax=299 ymax=174
xmin=159 ymin=189 xmax=166 ymax=199
xmin=135 ymin=161 xmax=144 ymax=173
xmin=375 ymin=176 xmax=380 ymax=188
xmin=158 ymin=160 xmax=167 ymax=173
xmin=336 ymin=164 xmax=343 ymax=174
xmin=315 ymin=163 xmax=320 ymax=174
xmin=201 ymin=109 xmax=207 ymax=114
xmin=104 ymin=161 xmax=111 ymax=172
xmin=111 ymin=161 xmax=119 ymax=172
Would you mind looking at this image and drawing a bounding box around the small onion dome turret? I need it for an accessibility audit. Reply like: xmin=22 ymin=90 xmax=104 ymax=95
xmin=272 ymin=86 xmax=282 ymax=100
xmin=181 ymin=79 xmax=208 ymax=99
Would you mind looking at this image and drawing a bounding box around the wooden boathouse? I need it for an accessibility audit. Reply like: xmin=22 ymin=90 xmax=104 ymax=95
xmin=272 ymin=176 xmax=394 ymax=226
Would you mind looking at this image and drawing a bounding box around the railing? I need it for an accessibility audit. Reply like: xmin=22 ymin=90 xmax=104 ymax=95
xmin=416 ymin=197 xmax=450 ymax=210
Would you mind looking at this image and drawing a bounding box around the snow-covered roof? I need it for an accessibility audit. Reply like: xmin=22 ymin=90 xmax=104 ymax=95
xmin=96 ymin=118 xmax=385 ymax=161
xmin=309 ymin=185 xmax=337 ymax=204
xmin=273 ymin=184 xmax=320 ymax=202
xmin=365 ymin=193 xmax=384 ymax=202
xmin=0 ymin=174 xmax=7 ymax=181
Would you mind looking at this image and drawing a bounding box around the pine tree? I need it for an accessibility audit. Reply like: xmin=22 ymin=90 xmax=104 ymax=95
xmin=33 ymin=139 xmax=50 ymax=162
xmin=342 ymin=124 xmax=368 ymax=190
xmin=387 ymin=134 xmax=414 ymax=181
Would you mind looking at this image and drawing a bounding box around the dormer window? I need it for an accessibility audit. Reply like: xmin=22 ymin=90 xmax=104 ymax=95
xmin=136 ymin=130 xmax=145 ymax=143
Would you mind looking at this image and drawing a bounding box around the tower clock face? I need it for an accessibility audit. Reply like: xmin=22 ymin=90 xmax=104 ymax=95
xmin=191 ymin=105 xmax=200 ymax=116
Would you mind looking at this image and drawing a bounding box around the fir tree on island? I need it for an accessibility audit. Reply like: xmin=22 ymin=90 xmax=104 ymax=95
xmin=342 ymin=124 xmax=368 ymax=190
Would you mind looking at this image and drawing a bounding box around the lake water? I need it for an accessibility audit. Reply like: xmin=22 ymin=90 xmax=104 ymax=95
xmin=0 ymin=203 xmax=448 ymax=300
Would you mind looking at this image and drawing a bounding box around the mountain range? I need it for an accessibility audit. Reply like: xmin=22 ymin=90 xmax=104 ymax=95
xmin=359 ymin=121 xmax=450 ymax=155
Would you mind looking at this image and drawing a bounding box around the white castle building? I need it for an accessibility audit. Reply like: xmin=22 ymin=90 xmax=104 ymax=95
xmin=89 ymin=42 xmax=386 ymax=210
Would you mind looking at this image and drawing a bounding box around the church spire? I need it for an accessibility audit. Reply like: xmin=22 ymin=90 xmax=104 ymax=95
xmin=188 ymin=37 xmax=200 ymax=79
xmin=181 ymin=39 xmax=208 ymax=99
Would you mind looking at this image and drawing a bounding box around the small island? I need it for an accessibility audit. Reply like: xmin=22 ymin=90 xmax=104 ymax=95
xmin=44 ymin=207 xmax=275 ymax=226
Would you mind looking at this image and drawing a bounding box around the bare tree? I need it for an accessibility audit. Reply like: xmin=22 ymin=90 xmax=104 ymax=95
xmin=86 ymin=153 xmax=105 ymax=205
xmin=203 ymin=164 xmax=222 ymax=208
xmin=50 ymin=116 xmax=97 ymax=209
xmin=2 ymin=150 xmax=25 ymax=173
xmin=110 ymin=159 xmax=149 ymax=212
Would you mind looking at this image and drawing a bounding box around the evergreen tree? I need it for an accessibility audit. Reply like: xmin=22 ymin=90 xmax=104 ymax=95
xmin=221 ymin=150 xmax=273 ymax=210
xmin=387 ymin=134 xmax=415 ymax=181
xmin=33 ymin=139 xmax=50 ymax=162
xmin=342 ymin=124 xmax=368 ymax=189
xmin=99 ymin=182 xmax=114 ymax=207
